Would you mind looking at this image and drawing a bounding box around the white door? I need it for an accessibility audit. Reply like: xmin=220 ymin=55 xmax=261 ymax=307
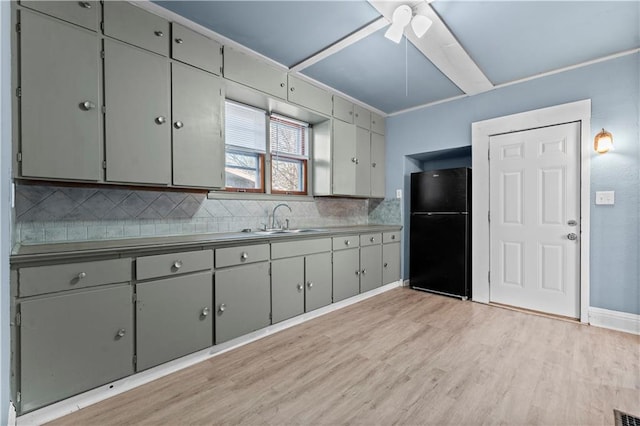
xmin=489 ymin=122 xmax=580 ymax=318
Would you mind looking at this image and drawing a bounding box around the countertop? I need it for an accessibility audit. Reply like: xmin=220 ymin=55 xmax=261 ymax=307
xmin=11 ymin=225 xmax=402 ymax=265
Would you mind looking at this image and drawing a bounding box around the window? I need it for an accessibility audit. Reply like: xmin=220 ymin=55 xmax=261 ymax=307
xmin=223 ymin=100 xmax=310 ymax=195
xmin=224 ymin=101 xmax=266 ymax=192
xmin=270 ymin=114 xmax=309 ymax=195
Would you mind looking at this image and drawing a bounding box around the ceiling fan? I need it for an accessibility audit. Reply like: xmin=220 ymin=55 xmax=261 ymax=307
xmin=384 ymin=4 xmax=433 ymax=43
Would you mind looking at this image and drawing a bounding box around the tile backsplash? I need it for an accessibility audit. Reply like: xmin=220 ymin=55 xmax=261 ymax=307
xmin=14 ymin=184 xmax=381 ymax=245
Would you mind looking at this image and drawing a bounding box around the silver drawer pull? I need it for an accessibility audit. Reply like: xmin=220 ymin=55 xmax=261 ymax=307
xmin=297 ymin=283 xmax=303 ymax=292
xmin=201 ymin=307 xmax=210 ymax=317
xmin=154 ymin=30 xmax=164 ymax=37
xmin=173 ymin=260 xmax=183 ymax=269
xmin=175 ymin=38 xmax=184 ymax=44
xmin=355 ymin=270 xmax=360 ymax=276
xmin=391 ymin=235 xmax=396 ymax=240
xmin=307 ymin=282 xmax=313 ymax=289
xmin=384 ymin=263 xmax=388 ymax=268
xmin=361 ymin=269 xmax=367 ymax=275
xmin=218 ymin=303 xmax=226 ymax=313
xmin=116 ymin=328 xmax=126 ymax=338
xmin=240 ymin=252 xmax=248 ymax=261
xmin=370 ymin=237 xmax=375 ymax=243
xmin=280 ymin=82 xmax=285 ymax=88
xmin=174 ymin=121 xmax=184 ymax=129
xmin=80 ymin=100 xmax=95 ymax=111
xmin=351 ymin=157 xmax=357 ymax=163
xmin=290 ymin=87 xmax=295 ymax=92
xmin=78 ymin=2 xmax=92 ymax=9
xmin=77 ymin=272 xmax=87 ymax=279
xmin=155 ymin=116 xmax=166 ymax=125
xmin=372 ymin=162 xmax=377 ymax=168
xmin=345 ymin=240 xmax=350 ymax=246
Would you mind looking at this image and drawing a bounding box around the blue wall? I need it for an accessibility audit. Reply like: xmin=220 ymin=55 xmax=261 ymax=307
xmin=386 ymin=53 xmax=640 ymax=315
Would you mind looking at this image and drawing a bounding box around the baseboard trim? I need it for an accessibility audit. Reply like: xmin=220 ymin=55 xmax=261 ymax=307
xmin=7 ymin=401 xmax=16 ymax=426
xmin=16 ymin=280 xmax=403 ymax=425
xmin=589 ymin=307 xmax=640 ymax=335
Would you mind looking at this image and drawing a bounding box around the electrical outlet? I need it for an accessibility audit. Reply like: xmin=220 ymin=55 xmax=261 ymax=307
xmin=396 ymin=189 xmax=402 ymax=199
xmin=595 ymin=191 xmax=615 ymax=205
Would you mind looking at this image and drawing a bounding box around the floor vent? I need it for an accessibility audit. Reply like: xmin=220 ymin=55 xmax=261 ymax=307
xmin=615 ymin=409 xmax=640 ymax=426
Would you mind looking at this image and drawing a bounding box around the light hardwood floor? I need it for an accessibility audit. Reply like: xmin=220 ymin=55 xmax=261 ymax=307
xmin=49 ymin=288 xmax=640 ymax=425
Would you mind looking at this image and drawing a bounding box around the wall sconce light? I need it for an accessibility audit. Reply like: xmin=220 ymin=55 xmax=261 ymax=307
xmin=384 ymin=5 xmax=433 ymax=44
xmin=594 ymin=128 xmax=613 ymax=153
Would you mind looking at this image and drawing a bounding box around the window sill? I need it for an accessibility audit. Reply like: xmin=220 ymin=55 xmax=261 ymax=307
xmin=207 ymin=191 xmax=315 ymax=202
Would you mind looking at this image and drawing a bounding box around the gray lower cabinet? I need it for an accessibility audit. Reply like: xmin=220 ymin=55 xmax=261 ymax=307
xmin=332 ymin=248 xmax=360 ymax=302
xmin=136 ymin=271 xmax=213 ymax=371
xmin=19 ymin=10 xmax=102 ymax=181
xmin=104 ymin=39 xmax=171 ymax=185
xmin=19 ymin=285 xmax=133 ymax=413
xmin=172 ymin=63 xmax=224 ymax=188
xmin=360 ymin=245 xmax=382 ymax=292
xmin=271 ymin=257 xmax=304 ymax=323
xmin=305 ymin=252 xmax=332 ymax=311
xmin=382 ymin=242 xmax=401 ymax=285
xmin=215 ymin=262 xmax=271 ymax=344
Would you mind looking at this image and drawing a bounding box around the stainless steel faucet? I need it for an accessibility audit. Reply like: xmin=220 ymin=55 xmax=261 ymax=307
xmin=271 ymin=203 xmax=292 ymax=229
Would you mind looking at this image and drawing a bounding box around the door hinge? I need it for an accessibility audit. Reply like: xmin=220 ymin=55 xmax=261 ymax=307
xmin=101 ymin=50 xmax=105 ymax=59
xmin=220 ymin=66 xmax=223 ymax=75
xmin=132 ymin=293 xmax=137 ymax=303
xmin=220 ymin=129 xmax=222 ymax=138
xmin=488 ymin=271 xmax=490 ymax=283
xmin=16 ymin=152 xmax=22 ymax=163
xmin=15 ymin=312 xmax=21 ymax=326
xmin=100 ymin=21 xmax=104 ymax=32
xmin=15 ymin=23 xmax=20 ymax=33
xmin=133 ymin=355 xmax=137 ymax=368
xmin=16 ymin=87 xmax=21 ymax=98
xmin=488 ymin=149 xmax=490 ymax=160
xmin=220 ymin=46 xmax=224 ymax=55
xmin=269 ymin=312 xmax=272 ymax=321
xmin=101 ymin=105 xmax=106 ymax=114
xmin=268 ymin=266 xmax=271 ymax=276
xmin=102 ymin=160 xmax=107 ymax=169
xmin=488 ymin=211 xmax=490 ymax=223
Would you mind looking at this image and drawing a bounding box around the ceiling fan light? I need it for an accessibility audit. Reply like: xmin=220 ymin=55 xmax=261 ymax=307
xmin=384 ymin=24 xmax=405 ymax=43
xmin=411 ymin=15 xmax=432 ymax=38
xmin=391 ymin=4 xmax=413 ymax=27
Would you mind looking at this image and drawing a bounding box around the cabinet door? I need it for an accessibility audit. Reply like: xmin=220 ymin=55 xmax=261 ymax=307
xmin=172 ymin=23 xmax=222 ymax=75
xmin=360 ymin=245 xmax=382 ymax=292
xmin=305 ymin=252 xmax=332 ymax=311
xmin=223 ymin=47 xmax=287 ymax=99
xmin=332 ymin=120 xmax=356 ymax=196
xmin=136 ymin=272 xmax=212 ymax=371
xmin=20 ymin=11 xmax=101 ymax=181
xmin=271 ymin=257 xmax=304 ymax=323
xmin=353 ymin=104 xmax=371 ymax=130
xmin=172 ymin=64 xmax=224 ymax=188
xmin=332 ymin=96 xmax=353 ymax=123
xmin=332 ymin=248 xmax=360 ymax=302
xmin=19 ymin=285 xmax=133 ymax=413
xmin=371 ymin=112 xmax=385 ymax=135
xmin=288 ymin=75 xmax=332 ymax=116
xmin=104 ymin=40 xmax=171 ymax=185
xmin=103 ymin=1 xmax=169 ymax=56
xmin=383 ymin=242 xmax=401 ymax=285
xmin=370 ymin=132 xmax=385 ymax=198
xmin=215 ymin=262 xmax=271 ymax=344
xmin=21 ymin=0 xmax=100 ymax=31
xmin=355 ymin=127 xmax=371 ymax=197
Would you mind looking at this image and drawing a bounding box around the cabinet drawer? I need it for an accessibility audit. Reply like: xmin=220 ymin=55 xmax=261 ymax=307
xmin=271 ymin=238 xmax=331 ymax=259
xmin=332 ymin=235 xmax=359 ymax=250
xmin=21 ymin=0 xmax=100 ymax=31
xmin=171 ymin=23 xmax=222 ymax=75
xmin=371 ymin=112 xmax=385 ymax=135
xmin=215 ymin=244 xmax=269 ymax=268
xmin=287 ymin=75 xmax=332 ymax=116
xmin=360 ymin=233 xmax=382 ymax=247
xmin=223 ymin=47 xmax=287 ymax=99
xmin=333 ymin=96 xmax=353 ymax=123
xmin=354 ymin=104 xmax=371 ymax=130
xmin=103 ymin=1 xmax=169 ymax=56
xmin=383 ymin=231 xmax=401 ymax=243
xmin=19 ymin=258 xmax=131 ymax=297
xmin=136 ymin=250 xmax=213 ymax=280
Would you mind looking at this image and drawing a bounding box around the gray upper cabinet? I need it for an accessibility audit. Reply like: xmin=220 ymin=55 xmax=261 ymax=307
xmin=287 ymin=75 xmax=332 ymax=116
xmin=382 ymin=242 xmax=401 ymax=285
xmin=355 ymin=127 xmax=371 ymax=197
xmin=333 ymin=96 xmax=354 ymax=124
xmin=223 ymin=47 xmax=287 ymax=99
xmin=171 ymin=23 xmax=222 ymax=75
xmin=172 ymin=64 xmax=225 ymax=188
xmin=305 ymin=252 xmax=332 ymax=311
xmin=19 ymin=11 xmax=101 ymax=181
xmin=333 ymin=248 xmax=360 ymax=302
xmin=371 ymin=112 xmax=385 ymax=135
xmin=104 ymin=39 xmax=171 ymax=185
xmin=332 ymin=119 xmax=357 ymax=196
xmin=360 ymin=244 xmax=382 ymax=292
xmin=21 ymin=0 xmax=100 ymax=31
xmin=19 ymin=285 xmax=133 ymax=413
xmin=353 ymin=105 xmax=371 ymax=130
xmin=271 ymin=257 xmax=305 ymax=323
xmin=215 ymin=261 xmax=271 ymax=344
xmin=136 ymin=271 xmax=213 ymax=371
xmin=370 ymin=132 xmax=386 ymax=198
xmin=103 ymin=1 xmax=169 ymax=56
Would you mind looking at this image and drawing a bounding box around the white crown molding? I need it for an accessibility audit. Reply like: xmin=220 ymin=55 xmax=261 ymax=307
xmin=589 ymin=307 xmax=640 ymax=335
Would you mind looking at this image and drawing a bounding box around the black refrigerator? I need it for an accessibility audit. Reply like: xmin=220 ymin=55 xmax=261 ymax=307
xmin=410 ymin=167 xmax=471 ymax=299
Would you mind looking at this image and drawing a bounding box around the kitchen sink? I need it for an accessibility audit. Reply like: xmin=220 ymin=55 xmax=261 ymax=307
xmin=253 ymin=228 xmax=326 ymax=235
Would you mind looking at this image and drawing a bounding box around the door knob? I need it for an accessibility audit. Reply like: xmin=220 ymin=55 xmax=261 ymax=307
xmin=361 ymin=269 xmax=367 ymax=275
xmin=77 ymin=272 xmax=87 ymax=279
xmin=173 ymin=260 xmax=183 ymax=269
xmin=80 ymin=101 xmax=95 ymax=111
xmin=155 ymin=116 xmax=166 ymax=125
xmin=218 ymin=303 xmax=226 ymax=313
xmin=174 ymin=121 xmax=184 ymax=129
xmin=307 ymin=282 xmax=313 ymax=289
xmin=201 ymin=307 xmax=210 ymax=317
xmin=355 ymin=270 xmax=360 ymax=276
xmin=369 ymin=237 xmax=375 ymax=243
xmin=297 ymin=283 xmax=303 ymax=292
xmin=154 ymin=30 xmax=164 ymax=37
xmin=345 ymin=240 xmax=350 ymax=246
xmin=116 ymin=328 xmax=126 ymax=338
xmin=384 ymin=263 xmax=388 ymax=268
xmin=240 ymin=252 xmax=248 ymax=261
xmin=567 ymin=233 xmax=578 ymax=241
xmin=175 ymin=38 xmax=184 ymax=44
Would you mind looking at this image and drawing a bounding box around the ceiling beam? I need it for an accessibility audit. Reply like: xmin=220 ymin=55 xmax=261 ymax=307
xmin=290 ymin=17 xmax=389 ymax=73
xmin=367 ymin=0 xmax=494 ymax=96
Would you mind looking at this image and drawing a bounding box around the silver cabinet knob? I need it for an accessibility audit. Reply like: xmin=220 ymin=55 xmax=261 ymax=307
xmin=78 ymin=2 xmax=92 ymax=9
xmin=155 ymin=116 xmax=166 ymax=125
xmin=307 ymin=282 xmax=313 ymax=289
xmin=370 ymin=237 xmax=375 ymax=243
xmin=351 ymin=157 xmax=357 ymax=163
xmin=355 ymin=270 xmax=360 ymax=276
xmin=290 ymin=87 xmax=295 ymax=92
xmin=77 ymin=272 xmax=87 ymax=279
xmin=174 ymin=121 xmax=184 ymax=129
xmin=280 ymin=82 xmax=285 ymax=88
xmin=240 ymin=252 xmax=248 ymax=261
xmin=361 ymin=269 xmax=367 ymax=275
xmin=175 ymin=38 xmax=184 ymax=44
xmin=391 ymin=235 xmax=396 ymax=240
xmin=372 ymin=162 xmax=377 ymax=168
xmin=349 ymin=111 xmax=353 ymax=115
xmin=297 ymin=283 xmax=303 ymax=292
xmin=173 ymin=260 xmax=183 ymax=269
xmin=201 ymin=307 xmax=210 ymax=317
xmin=218 ymin=303 xmax=226 ymax=313
xmin=567 ymin=233 xmax=578 ymax=241
xmin=384 ymin=263 xmax=388 ymax=268
xmin=80 ymin=101 xmax=95 ymax=111
xmin=345 ymin=240 xmax=350 ymax=246
xmin=154 ymin=30 xmax=164 ymax=37
xmin=116 ymin=328 xmax=126 ymax=338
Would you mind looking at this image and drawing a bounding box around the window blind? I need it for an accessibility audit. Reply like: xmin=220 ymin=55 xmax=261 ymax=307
xmin=225 ymin=100 xmax=267 ymax=153
xmin=270 ymin=114 xmax=308 ymax=159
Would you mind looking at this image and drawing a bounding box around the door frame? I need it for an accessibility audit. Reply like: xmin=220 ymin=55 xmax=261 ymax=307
xmin=471 ymin=100 xmax=591 ymax=322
